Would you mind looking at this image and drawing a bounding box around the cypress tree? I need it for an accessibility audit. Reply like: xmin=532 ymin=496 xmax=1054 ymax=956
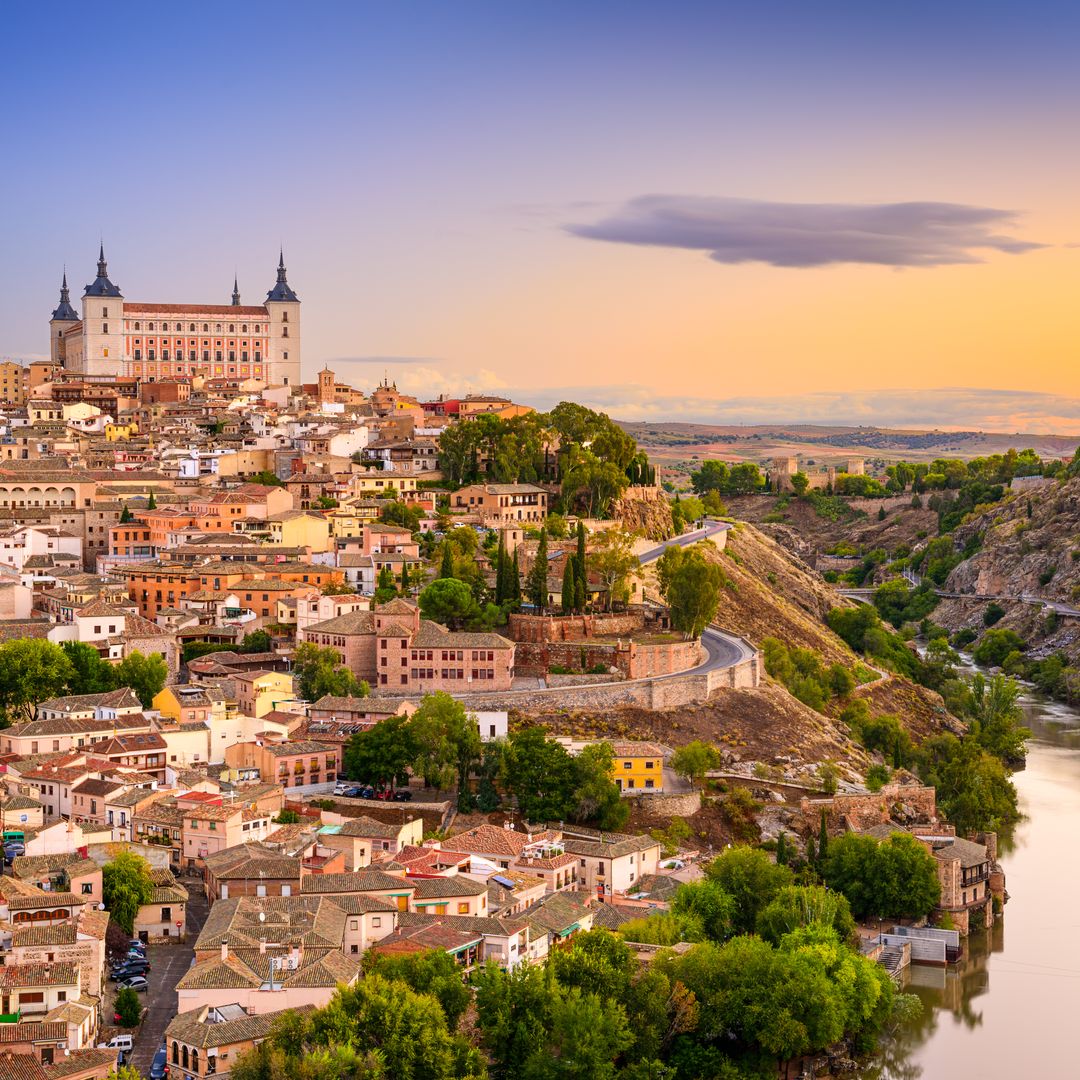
xmin=494 ymin=532 xmax=507 ymax=604
xmin=776 ymin=831 xmax=788 ymax=866
xmin=146 ymin=489 xmax=156 ymax=510
xmin=575 ymin=520 xmax=587 ymax=588
xmin=818 ymin=808 xmax=829 ymax=864
xmin=119 ymin=505 xmax=133 ymax=524
xmin=574 ymin=563 xmax=586 ymax=612
xmin=561 ymin=558 xmax=576 ymax=613
xmin=400 ymin=559 xmax=410 ymax=595
xmin=440 ymin=543 xmax=454 ymax=580
xmin=510 ymin=548 xmax=522 ymax=604
xmin=527 ymin=528 xmax=548 ymax=611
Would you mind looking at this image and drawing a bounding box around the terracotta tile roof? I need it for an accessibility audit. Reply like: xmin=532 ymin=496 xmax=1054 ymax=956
xmin=43 ymin=1048 xmax=118 ymax=1080
xmin=166 ymin=1004 xmax=317 ymax=1050
xmin=11 ymin=924 xmax=78 ymax=948
xmin=6 ymin=890 xmax=84 ymax=911
xmin=411 ymin=875 xmax=488 ymax=899
xmin=123 ymin=302 xmax=268 ymax=316
xmin=300 ymin=870 xmax=411 ymax=895
xmin=0 ymin=1023 xmax=67 ymax=1045
xmin=412 ymin=620 xmax=513 ymax=650
xmin=446 ymin=824 xmax=538 ymax=858
xmin=204 ymin=843 xmax=301 ymax=881
xmin=0 ymin=962 xmax=78 ymax=988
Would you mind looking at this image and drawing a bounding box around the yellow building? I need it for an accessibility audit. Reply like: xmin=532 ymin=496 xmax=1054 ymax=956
xmin=609 ymin=741 xmax=665 ymax=793
xmin=0 ymin=362 xmax=29 ymax=405
xmin=105 ymin=420 xmax=140 ymax=441
xmin=266 ymin=510 xmax=332 ymax=552
xmin=230 ymin=670 xmax=296 ymax=718
xmin=351 ymin=473 xmax=418 ymax=496
xmin=326 ymin=502 xmax=381 ymax=537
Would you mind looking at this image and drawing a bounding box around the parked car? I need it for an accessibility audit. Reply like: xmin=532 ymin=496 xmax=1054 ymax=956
xmin=111 ymin=955 xmax=150 ymax=970
xmin=120 ymin=975 xmax=149 ymax=992
xmin=333 ymin=782 xmax=349 ymax=796
xmin=110 ymin=962 xmax=150 ymax=980
xmin=149 ymin=1046 xmax=169 ymax=1080
xmin=374 ymin=789 xmax=392 ymax=801
xmin=98 ymin=1035 xmax=134 ymax=1052
xmin=359 ymin=786 xmax=375 ymax=799
xmin=344 ymin=786 xmax=362 ymax=798
xmin=392 ymin=790 xmax=412 ymax=801
xmin=129 ymin=939 xmax=146 ymax=952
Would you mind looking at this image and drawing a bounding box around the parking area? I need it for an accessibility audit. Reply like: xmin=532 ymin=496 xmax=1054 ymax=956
xmin=126 ymin=878 xmax=208 ymax=1077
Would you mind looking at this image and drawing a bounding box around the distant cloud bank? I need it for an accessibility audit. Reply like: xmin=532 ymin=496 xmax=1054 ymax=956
xmin=568 ymin=196 xmax=1045 ymax=268
xmin=512 ymin=385 xmax=1080 ymax=435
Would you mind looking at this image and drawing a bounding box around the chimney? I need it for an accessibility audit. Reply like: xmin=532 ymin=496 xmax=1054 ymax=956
xmin=220 ymin=940 xmax=228 ymax=962
xmin=289 ymin=944 xmax=300 ymax=970
xmin=259 ymin=939 xmax=266 ymax=954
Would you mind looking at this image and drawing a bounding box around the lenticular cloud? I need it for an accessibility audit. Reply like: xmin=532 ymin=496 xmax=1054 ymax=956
xmin=568 ymin=195 xmax=1044 ymax=268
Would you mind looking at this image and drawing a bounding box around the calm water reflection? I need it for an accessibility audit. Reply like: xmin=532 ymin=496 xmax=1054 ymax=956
xmin=861 ymin=694 xmax=1080 ymax=1079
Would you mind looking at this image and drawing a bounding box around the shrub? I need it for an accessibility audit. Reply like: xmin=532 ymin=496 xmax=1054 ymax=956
xmin=972 ymin=628 xmax=1026 ymax=667
xmin=982 ymin=603 xmax=1006 ymax=627
xmin=115 ymin=986 xmax=142 ymax=1027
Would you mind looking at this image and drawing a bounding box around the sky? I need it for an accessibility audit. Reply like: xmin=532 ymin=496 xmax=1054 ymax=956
xmin=3 ymin=1 xmax=1080 ymax=431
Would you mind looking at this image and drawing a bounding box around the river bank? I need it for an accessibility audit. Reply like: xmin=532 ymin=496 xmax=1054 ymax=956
xmin=858 ymin=688 xmax=1080 ymax=1077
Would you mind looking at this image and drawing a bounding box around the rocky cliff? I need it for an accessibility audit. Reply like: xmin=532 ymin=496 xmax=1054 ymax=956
xmin=613 ymin=489 xmax=674 ymax=541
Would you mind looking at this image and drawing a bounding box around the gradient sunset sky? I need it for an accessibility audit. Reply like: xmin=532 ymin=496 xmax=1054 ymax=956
xmin=4 ymin=2 xmax=1079 ymax=431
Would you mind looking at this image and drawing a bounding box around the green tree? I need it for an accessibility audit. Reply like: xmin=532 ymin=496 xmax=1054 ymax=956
xmin=756 ymin=885 xmax=856 ymax=946
xmin=362 ymin=948 xmax=471 ymax=1030
xmin=293 ymin=642 xmax=369 ymax=702
xmin=62 ymin=641 xmax=117 ymax=696
xmin=273 ymin=809 xmax=302 ymax=824
xmin=146 ymin=489 xmax=157 ymax=508
xmin=419 ymin=578 xmax=478 ymax=629
xmin=588 ymin=529 xmax=639 ymax=611
xmin=790 ymin=472 xmax=810 ymax=496
xmin=560 ymin=558 xmax=577 ymax=613
xmin=503 ymin=727 xmax=580 ymax=822
xmin=246 ymin=470 xmax=283 ymax=488
xmin=103 ymin=853 xmax=155 ymax=934
xmin=690 ymin=460 xmax=729 ymax=495
xmin=344 ymin=713 xmax=417 ymax=787
xmin=704 ymin=845 xmax=794 ymax=934
xmin=973 ymin=628 xmax=1026 ymax=667
xmin=439 ymin=543 xmax=455 ymax=580
xmin=666 ymin=551 xmax=724 ymax=638
xmin=239 ymin=629 xmax=272 ymax=653
xmin=113 ymin=650 xmax=168 ymax=708
xmin=669 ymin=740 xmax=720 ymax=788
xmin=527 ymin=528 xmax=549 ymax=611
xmin=510 ymin=547 xmax=523 ymax=605
xmin=303 ymin=974 xmax=478 ymax=1080
xmin=0 ymin=639 xmax=76 ymax=724
xmin=670 ymin=879 xmax=738 ymax=943
xmin=118 ymin=504 xmax=133 ymax=524
xmin=967 ymin=673 xmax=1030 ymax=765
xmin=114 ymin=985 xmax=142 ymax=1027
xmin=822 ymin=831 xmax=941 ymax=921
xmin=571 ymin=742 xmax=629 ymax=830
xmin=375 ymin=565 xmax=397 ymax=603
xmin=400 ymin=559 xmax=411 ymax=595
xmin=408 ymin=692 xmax=482 ymax=806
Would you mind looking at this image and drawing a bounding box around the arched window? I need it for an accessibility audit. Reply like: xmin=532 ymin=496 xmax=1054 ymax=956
xmin=203 ymin=323 xmax=209 ymax=332
xmin=229 ymin=324 xmax=235 ymax=333
xmin=190 ymin=323 xmax=196 ymax=331
xmin=172 ymin=1043 xmax=179 ymax=1065
xmin=148 ymin=323 xmax=155 ymax=331
xmin=134 ymin=322 xmax=141 ymax=331
xmin=176 ymin=323 xmax=182 ymax=331
xmin=182 ymin=1047 xmax=188 ymax=1069
xmin=241 ymin=324 xmax=247 ymax=333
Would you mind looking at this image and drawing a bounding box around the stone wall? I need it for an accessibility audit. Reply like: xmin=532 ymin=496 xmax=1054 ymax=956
xmin=454 ymin=651 xmax=759 ymax=713
xmin=798 ymin=782 xmax=939 ymax=832
xmin=629 ymin=639 xmax=703 ymax=678
xmin=508 ymin=611 xmax=647 ymax=643
xmin=625 ymin=789 xmax=701 ymax=818
xmin=514 ymin=640 xmax=626 ymax=677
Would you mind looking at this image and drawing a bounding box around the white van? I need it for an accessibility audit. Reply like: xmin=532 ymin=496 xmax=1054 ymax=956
xmin=100 ymin=1035 xmax=134 ymax=1052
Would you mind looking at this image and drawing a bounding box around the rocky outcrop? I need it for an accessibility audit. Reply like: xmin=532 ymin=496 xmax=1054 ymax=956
xmin=613 ymin=489 xmax=673 ymax=541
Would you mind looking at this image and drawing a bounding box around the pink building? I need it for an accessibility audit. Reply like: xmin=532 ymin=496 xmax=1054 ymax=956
xmin=299 ymin=598 xmax=515 ymax=694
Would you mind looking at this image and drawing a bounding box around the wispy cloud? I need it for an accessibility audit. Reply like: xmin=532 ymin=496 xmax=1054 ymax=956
xmin=511 ymin=385 xmax=1080 ymax=435
xmin=568 ymin=196 xmax=1046 ymax=268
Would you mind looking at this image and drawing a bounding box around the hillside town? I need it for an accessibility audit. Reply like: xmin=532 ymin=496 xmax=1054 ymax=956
xmin=0 ymin=249 xmax=1037 ymax=1080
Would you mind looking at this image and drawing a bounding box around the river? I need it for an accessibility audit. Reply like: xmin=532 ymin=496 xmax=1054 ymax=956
xmin=860 ymin=689 xmax=1080 ymax=1078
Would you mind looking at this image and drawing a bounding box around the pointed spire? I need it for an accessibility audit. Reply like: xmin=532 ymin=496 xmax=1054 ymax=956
xmin=231 ymin=275 xmax=241 ymax=306
xmin=85 ymin=243 xmax=121 ymax=298
xmin=51 ymin=268 xmax=78 ymax=321
xmin=266 ymin=249 xmax=299 ymax=303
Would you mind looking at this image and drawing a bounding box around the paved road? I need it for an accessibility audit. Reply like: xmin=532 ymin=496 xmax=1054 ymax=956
xmin=127 ymin=879 xmax=208 ymax=1077
xmin=638 ymin=521 xmax=732 ymax=565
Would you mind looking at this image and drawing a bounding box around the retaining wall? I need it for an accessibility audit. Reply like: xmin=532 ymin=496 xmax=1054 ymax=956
xmin=625 ymin=790 xmax=701 ymax=817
